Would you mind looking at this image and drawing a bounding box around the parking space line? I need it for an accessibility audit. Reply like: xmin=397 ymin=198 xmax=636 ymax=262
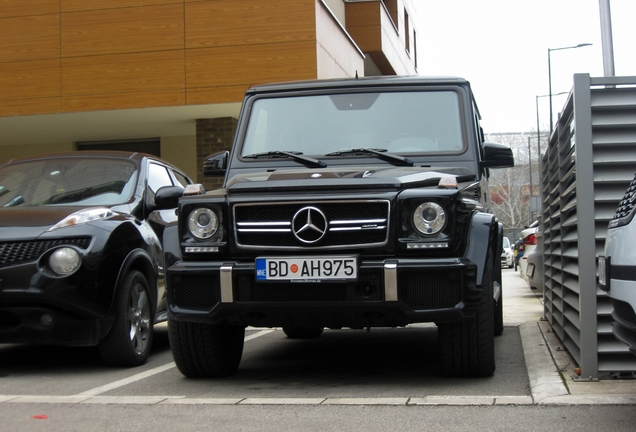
xmin=74 ymin=328 xmax=274 ymax=397
xmin=245 ymin=329 xmax=275 ymax=341
xmin=75 ymin=362 xmax=176 ymax=396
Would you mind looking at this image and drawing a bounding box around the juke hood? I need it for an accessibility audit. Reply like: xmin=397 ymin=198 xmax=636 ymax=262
xmin=0 ymin=206 xmax=98 ymax=240
xmin=226 ymin=166 xmax=475 ymax=193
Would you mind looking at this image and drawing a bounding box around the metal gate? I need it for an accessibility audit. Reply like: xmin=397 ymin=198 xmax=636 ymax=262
xmin=541 ymin=74 xmax=636 ymax=379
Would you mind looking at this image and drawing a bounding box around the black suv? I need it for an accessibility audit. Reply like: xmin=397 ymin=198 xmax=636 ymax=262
xmin=158 ymin=76 xmax=514 ymax=378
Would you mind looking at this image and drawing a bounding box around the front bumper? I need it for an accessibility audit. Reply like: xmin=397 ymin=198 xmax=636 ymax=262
xmin=0 ymin=306 xmax=113 ymax=345
xmin=612 ymin=300 xmax=636 ymax=356
xmin=0 ymin=254 xmax=113 ymax=345
xmin=166 ymin=257 xmax=481 ymax=328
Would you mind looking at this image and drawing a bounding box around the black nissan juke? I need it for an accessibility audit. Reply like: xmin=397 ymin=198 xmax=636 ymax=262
xmin=0 ymin=151 xmax=191 ymax=366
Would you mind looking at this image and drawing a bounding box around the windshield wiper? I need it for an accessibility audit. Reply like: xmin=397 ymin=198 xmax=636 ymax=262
xmin=243 ymin=151 xmax=326 ymax=168
xmin=325 ymin=148 xmax=414 ymax=166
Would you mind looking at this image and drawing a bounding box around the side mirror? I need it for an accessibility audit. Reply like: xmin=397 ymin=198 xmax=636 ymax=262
xmin=481 ymin=142 xmax=514 ymax=168
xmin=203 ymin=151 xmax=229 ymax=176
xmin=153 ymin=185 xmax=184 ymax=210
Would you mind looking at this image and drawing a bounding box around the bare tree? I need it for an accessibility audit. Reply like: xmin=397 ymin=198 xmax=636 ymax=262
xmin=485 ymin=132 xmax=545 ymax=229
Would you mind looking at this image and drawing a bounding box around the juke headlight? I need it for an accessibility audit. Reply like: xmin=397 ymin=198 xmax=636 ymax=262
xmin=188 ymin=207 xmax=219 ymax=240
xmin=412 ymin=202 xmax=446 ymax=235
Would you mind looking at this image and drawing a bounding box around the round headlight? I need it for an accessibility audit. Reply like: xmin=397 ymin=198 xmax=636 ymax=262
xmin=412 ymin=202 xmax=446 ymax=235
xmin=49 ymin=247 xmax=81 ymax=276
xmin=188 ymin=207 xmax=218 ymax=239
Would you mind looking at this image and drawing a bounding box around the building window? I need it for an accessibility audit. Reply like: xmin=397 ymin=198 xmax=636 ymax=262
xmin=77 ymin=138 xmax=161 ymax=157
xmin=413 ymin=29 xmax=418 ymax=70
xmin=404 ymin=9 xmax=410 ymax=55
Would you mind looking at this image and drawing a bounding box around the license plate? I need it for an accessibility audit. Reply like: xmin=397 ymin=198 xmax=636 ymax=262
xmin=526 ymin=263 xmax=535 ymax=278
xmin=255 ymin=256 xmax=357 ymax=281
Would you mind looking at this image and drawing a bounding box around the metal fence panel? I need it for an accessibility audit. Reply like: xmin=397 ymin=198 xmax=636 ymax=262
xmin=541 ymin=74 xmax=636 ymax=378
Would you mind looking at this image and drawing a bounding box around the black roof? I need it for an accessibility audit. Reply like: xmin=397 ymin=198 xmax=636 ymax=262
xmin=1 ymin=150 xmax=173 ymax=170
xmin=246 ymin=75 xmax=471 ymax=95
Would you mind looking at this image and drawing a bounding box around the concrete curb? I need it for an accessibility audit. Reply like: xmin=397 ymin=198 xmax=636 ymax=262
xmin=519 ymin=322 xmax=569 ymax=402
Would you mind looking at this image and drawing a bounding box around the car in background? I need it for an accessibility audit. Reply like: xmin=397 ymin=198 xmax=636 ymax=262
xmin=0 ymin=151 xmax=191 ymax=366
xmin=518 ymin=221 xmax=539 ymax=282
xmin=525 ymin=232 xmax=544 ymax=292
xmin=599 ymin=174 xmax=636 ymax=356
xmin=501 ymin=236 xmax=513 ymax=268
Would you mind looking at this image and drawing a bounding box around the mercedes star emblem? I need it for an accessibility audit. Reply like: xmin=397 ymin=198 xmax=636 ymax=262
xmin=292 ymin=207 xmax=327 ymax=243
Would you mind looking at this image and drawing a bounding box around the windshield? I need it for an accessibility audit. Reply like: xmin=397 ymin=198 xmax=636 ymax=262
xmin=241 ymin=90 xmax=465 ymax=158
xmin=0 ymin=157 xmax=138 ymax=207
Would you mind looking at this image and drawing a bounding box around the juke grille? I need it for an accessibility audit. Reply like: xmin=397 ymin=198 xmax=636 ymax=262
xmin=0 ymin=237 xmax=91 ymax=268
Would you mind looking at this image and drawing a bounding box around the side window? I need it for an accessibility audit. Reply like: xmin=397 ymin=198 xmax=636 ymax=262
xmin=172 ymin=171 xmax=191 ymax=188
xmin=147 ymin=163 xmax=174 ymax=193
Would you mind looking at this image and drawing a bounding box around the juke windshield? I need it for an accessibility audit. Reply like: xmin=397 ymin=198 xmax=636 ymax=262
xmin=0 ymin=158 xmax=138 ymax=207
xmin=241 ymin=90 xmax=466 ymax=158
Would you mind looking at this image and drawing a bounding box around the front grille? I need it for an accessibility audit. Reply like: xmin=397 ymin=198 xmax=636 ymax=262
xmin=612 ymin=299 xmax=636 ymax=325
xmin=612 ymin=174 xmax=636 ymax=225
xmin=171 ymin=274 xmax=219 ymax=309
xmin=234 ymin=200 xmax=390 ymax=249
xmin=399 ymin=271 xmax=462 ymax=309
xmin=0 ymin=237 xmax=91 ymax=268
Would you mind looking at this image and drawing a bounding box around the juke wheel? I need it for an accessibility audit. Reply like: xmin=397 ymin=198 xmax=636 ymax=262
xmin=98 ymin=270 xmax=154 ymax=367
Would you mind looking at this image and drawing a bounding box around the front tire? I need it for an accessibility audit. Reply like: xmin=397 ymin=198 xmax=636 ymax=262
xmin=98 ymin=270 xmax=154 ymax=367
xmin=169 ymin=319 xmax=245 ymax=378
xmin=438 ymin=253 xmax=496 ymax=377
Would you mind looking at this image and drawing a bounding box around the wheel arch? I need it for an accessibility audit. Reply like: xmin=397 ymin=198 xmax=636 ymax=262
xmin=107 ymin=248 xmax=158 ymax=321
xmin=465 ymin=212 xmax=501 ymax=286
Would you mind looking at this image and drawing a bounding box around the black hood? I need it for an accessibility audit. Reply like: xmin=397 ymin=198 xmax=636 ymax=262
xmin=0 ymin=206 xmax=90 ymax=240
xmin=225 ymin=166 xmax=475 ymax=193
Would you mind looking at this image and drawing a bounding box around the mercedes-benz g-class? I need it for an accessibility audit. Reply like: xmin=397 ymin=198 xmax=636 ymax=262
xmin=157 ymin=76 xmax=514 ymax=378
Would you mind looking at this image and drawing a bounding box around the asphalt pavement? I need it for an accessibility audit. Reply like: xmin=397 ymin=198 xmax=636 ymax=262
xmin=1 ymin=268 xmax=635 ymax=408
xmin=502 ymin=267 xmax=636 ymax=405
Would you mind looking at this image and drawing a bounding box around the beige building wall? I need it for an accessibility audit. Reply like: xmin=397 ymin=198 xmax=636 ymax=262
xmin=2 ymin=143 xmax=75 ymax=164
xmin=161 ymin=136 xmax=197 ymax=181
xmin=0 ymin=0 xmax=418 ymax=177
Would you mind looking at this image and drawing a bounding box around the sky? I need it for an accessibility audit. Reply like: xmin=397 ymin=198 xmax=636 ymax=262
xmin=413 ymin=0 xmax=636 ymax=133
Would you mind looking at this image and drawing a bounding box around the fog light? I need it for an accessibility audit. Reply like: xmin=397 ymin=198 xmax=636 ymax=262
xmin=40 ymin=314 xmax=53 ymax=327
xmin=49 ymin=247 xmax=81 ymax=276
xmin=356 ymin=281 xmax=377 ymax=298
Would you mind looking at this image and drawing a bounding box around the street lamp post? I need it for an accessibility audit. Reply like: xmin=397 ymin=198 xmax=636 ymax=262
xmin=548 ymin=43 xmax=592 ymax=134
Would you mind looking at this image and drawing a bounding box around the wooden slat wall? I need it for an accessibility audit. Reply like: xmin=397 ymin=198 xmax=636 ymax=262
xmin=0 ymin=0 xmax=320 ymax=117
xmin=345 ymin=1 xmax=382 ymax=52
xmin=61 ymin=0 xmax=179 ymax=13
xmin=0 ymin=14 xmax=60 ymax=62
xmin=0 ymin=0 xmax=59 ymax=18
xmin=61 ymin=4 xmax=185 ymax=57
